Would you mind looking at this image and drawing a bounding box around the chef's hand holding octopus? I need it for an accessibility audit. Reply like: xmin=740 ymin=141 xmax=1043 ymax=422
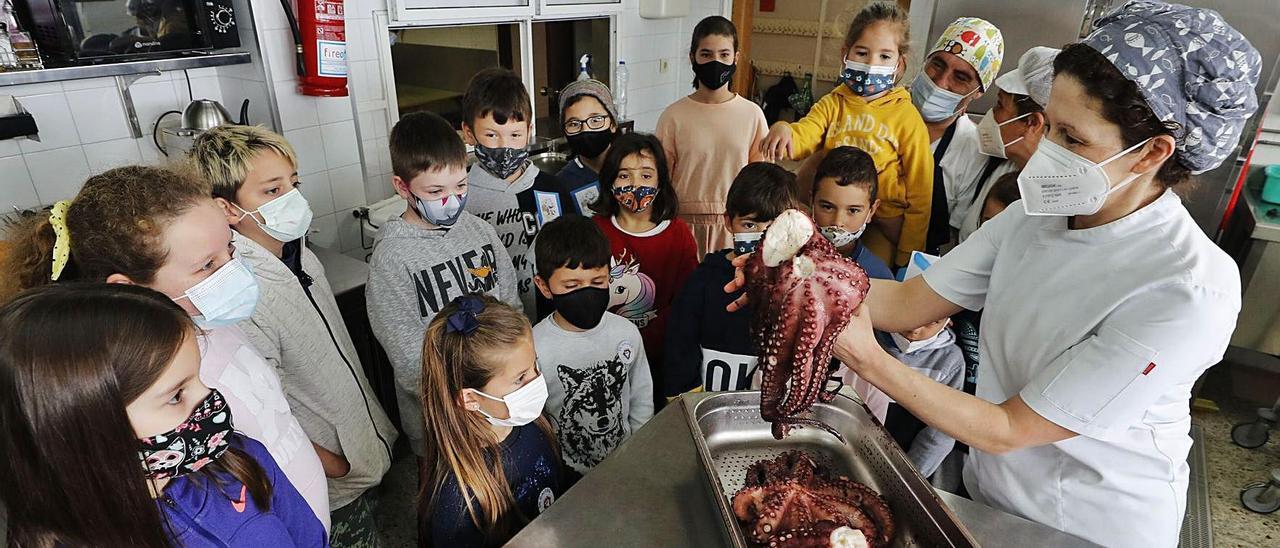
xmin=727 ymin=2 xmax=1261 ymax=546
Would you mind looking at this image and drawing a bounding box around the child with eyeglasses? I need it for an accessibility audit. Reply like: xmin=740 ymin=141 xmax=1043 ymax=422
xmin=557 ymin=79 xmax=619 ymax=216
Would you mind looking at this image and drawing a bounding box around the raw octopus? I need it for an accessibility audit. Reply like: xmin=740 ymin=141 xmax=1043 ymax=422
xmin=732 ymin=451 xmax=895 ymax=548
xmin=745 ymin=210 xmax=870 ymax=439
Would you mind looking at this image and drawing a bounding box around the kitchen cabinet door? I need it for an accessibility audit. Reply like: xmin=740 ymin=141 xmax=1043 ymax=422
xmin=391 ymin=0 xmax=534 ymax=25
xmin=538 ymin=0 xmax=623 ymax=18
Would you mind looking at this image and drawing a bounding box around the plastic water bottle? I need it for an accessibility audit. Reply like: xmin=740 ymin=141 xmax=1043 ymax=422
xmin=576 ymin=53 xmax=592 ymax=81
xmin=614 ymin=60 xmax=629 ymax=120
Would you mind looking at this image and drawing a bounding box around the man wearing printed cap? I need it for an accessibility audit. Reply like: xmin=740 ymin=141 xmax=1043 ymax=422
xmin=952 ymin=46 xmax=1059 ymax=243
xmin=916 ymin=17 xmax=1005 ymax=253
xmin=826 ymin=2 xmax=1261 ymax=546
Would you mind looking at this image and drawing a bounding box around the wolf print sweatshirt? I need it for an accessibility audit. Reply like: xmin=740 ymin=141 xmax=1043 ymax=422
xmin=367 ymin=212 xmax=520 ymax=455
xmin=533 ymin=312 xmax=654 ymax=474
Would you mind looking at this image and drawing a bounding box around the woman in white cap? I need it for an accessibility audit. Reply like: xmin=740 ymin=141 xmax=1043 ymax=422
xmin=951 ymin=46 xmax=1059 ymax=244
xmin=733 ymin=1 xmax=1261 ymax=545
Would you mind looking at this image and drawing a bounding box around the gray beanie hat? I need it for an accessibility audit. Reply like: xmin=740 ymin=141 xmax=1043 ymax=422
xmin=1083 ymin=0 xmax=1261 ymax=174
xmin=559 ymin=79 xmax=618 ymax=123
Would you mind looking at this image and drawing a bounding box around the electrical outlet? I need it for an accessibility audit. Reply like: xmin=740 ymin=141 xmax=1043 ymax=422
xmin=659 ymin=59 xmax=669 ymax=74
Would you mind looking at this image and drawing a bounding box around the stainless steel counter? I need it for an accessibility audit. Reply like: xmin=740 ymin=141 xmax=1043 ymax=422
xmin=508 ymin=393 xmax=1096 ymax=548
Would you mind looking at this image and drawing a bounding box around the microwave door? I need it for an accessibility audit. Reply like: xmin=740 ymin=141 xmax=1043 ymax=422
xmin=64 ymin=0 xmax=204 ymax=62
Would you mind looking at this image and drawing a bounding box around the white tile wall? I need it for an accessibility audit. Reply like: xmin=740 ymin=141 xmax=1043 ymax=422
xmin=300 ymin=170 xmax=337 ymax=217
xmin=65 ymin=87 xmax=132 ymax=144
xmin=24 ymin=146 xmax=91 ymax=204
xmin=16 ymin=93 xmax=81 ymax=153
xmin=0 ymin=155 xmax=40 ymax=210
xmin=330 ymin=164 xmax=369 ymax=212
xmin=83 ymin=138 xmax=144 ymax=174
xmin=285 ymin=126 xmax=328 ymax=176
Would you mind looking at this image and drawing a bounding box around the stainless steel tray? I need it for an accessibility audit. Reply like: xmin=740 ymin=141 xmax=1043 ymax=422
xmin=682 ymin=391 xmax=979 ymax=547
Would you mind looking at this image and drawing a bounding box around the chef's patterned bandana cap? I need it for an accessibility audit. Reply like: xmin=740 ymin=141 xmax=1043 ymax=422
xmin=1083 ymin=0 xmax=1260 ymax=174
xmin=929 ymin=17 xmax=1005 ymax=91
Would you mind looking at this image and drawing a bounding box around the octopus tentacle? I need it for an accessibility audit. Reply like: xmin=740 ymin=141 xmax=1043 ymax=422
xmin=765 ymin=521 xmax=851 ymax=548
xmin=734 ymin=452 xmax=895 ymax=547
xmin=746 ymin=210 xmax=870 ymax=439
xmin=822 ymin=476 xmax=896 ymax=546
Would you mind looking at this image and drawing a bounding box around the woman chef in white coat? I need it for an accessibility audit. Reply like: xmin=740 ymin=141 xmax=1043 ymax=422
xmin=730 ymin=2 xmax=1262 ymax=546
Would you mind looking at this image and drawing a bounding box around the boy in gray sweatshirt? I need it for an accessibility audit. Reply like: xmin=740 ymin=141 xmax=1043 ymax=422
xmin=462 ymin=68 xmax=575 ymax=320
xmin=531 ymin=215 xmax=654 ymax=475
xmin=367 ymin=112 xmax=520 ymax=456
xmin=192 ymin=124 xmax=398 ymax=545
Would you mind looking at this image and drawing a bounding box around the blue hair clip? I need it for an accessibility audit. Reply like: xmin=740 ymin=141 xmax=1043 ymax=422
xmin=445 ymin=295 xmax=486 ymax=335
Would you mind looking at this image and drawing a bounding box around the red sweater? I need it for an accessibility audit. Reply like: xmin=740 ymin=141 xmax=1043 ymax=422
xmin=594 ymin=216 xmax=698 ymax=400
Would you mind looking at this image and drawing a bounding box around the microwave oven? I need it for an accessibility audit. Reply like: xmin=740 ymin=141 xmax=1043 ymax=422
xmin=17 ymin=0 xmax=240 ymax=65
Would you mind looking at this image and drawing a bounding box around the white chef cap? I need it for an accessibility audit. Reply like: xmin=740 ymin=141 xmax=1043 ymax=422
xmin=994 ymin=46 xmax=1059 ymax=108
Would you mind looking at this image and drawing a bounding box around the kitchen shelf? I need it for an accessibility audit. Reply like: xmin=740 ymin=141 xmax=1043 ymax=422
xmin=0 ymin=52 xmax=251 ymax=87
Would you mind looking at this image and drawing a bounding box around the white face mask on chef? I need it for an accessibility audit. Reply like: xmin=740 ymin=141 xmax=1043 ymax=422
xmin=1017 ymin=137 xmax=1151 ymax=217
xmin=472 ymin=373 xmax=549 ymax=427
xmin=976 ymin=108 xmax=1032 ymax=159
xmin=174 ymin=256 xmax=261 ymax=329
xmin=233 ymin=188 xmax=314 ymax=242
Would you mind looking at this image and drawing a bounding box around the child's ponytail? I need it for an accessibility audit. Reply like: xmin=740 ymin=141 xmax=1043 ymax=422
xmin=1 ymin=214 xmax=61 ymax=301
xmin=417 ymin=295 xmax=554 ymax=545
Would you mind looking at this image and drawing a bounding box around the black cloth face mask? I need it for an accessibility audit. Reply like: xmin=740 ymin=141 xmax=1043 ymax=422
xmin=694 ymin=60 xmax=736 ymax=90
xmin=551 ymin=286 xmax=610 ymax=330
xmin=565 ymin=129 xmax=615 ymax=160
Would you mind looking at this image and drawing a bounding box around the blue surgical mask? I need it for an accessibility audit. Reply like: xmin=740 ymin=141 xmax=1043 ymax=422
xmin=910 ymin=73 xmax=977 ymax=122
xmin=840 ymin=60 xmax=896 ymax=97
xmin=175 ymin=256 xmax=260 ymax=329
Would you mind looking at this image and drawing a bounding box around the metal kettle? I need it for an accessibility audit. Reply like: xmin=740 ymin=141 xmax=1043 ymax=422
xmin=154 ymin=98 xmax=250 ymax=156
xmin=181 ymin=99 xmax=250 ymax=131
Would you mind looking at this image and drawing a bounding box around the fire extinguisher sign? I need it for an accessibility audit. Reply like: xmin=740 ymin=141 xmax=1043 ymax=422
xmin=318 ymin=41 xmax=347 ymax=77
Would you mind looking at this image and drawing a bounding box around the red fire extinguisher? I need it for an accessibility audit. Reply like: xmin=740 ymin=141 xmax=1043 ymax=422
xmin=282 ymin=0 xmax=348 ymax=97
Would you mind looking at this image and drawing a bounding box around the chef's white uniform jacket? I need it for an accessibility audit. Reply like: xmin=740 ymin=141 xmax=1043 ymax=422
xmin=932 ymin=115 xmax=986 ymax=230
xmin=922 ymin=190 xmax=1240 ymax=547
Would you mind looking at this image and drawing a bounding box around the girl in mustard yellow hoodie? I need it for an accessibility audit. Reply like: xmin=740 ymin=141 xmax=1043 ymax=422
xmin=762 ymin=2 xmax=932 ymax=268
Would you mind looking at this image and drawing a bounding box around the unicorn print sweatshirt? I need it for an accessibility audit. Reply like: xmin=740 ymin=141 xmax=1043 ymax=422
xmin=593 ymin=216 xmax=697 ymax=408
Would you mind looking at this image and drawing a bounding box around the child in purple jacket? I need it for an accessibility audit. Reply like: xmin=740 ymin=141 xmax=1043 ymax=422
xmin=0 ymin=283 xmax=327 ymax=547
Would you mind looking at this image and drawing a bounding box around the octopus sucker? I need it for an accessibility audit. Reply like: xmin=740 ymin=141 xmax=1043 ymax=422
xmin=732 ymin=452 xmax=893 ymax=548
xmin=746 ymin=210 xmax=870 ymax=440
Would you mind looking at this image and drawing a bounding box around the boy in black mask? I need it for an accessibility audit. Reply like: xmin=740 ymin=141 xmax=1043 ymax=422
xmin=663 ymin=163 xmax=798 ymax=397
xmin=557 ymin=79 xmax=619 ymax=215
xmin=532 ymin=215 xmax=654 ymax=476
